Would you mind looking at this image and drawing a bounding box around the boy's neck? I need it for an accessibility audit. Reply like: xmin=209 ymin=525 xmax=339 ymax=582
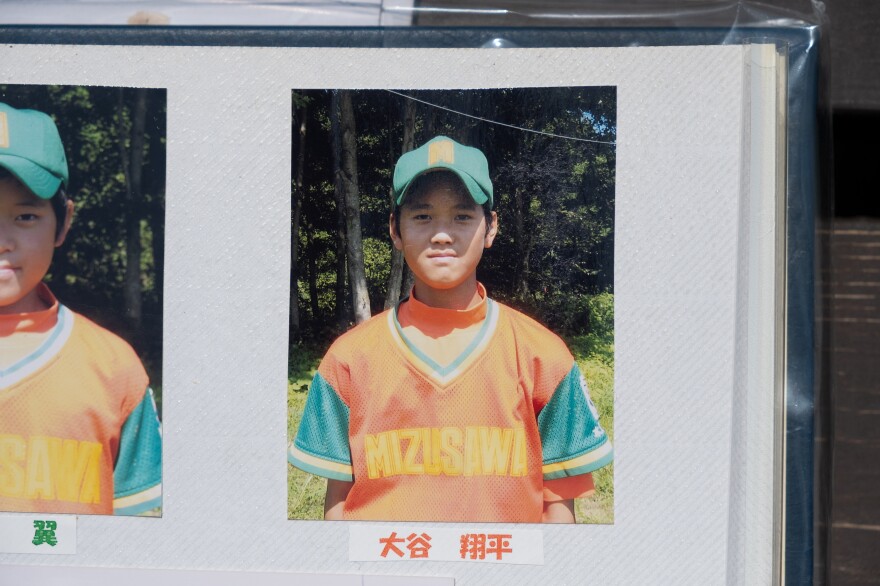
xmin=0 ymin=284 xmax=54 ymax=315
xmin=412 ymin=278 xmax=481 ymax=311
xmin=0 ymin=284 xmax=58 ymax=337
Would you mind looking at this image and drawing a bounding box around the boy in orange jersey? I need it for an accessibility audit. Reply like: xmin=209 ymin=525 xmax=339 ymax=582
xmin=289 ymin=135 xmax=611 ymax=523
xmin=0 ymin=102 xmax=162 ymax=516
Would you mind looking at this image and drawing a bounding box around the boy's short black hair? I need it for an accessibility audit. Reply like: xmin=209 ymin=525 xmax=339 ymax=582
xmin=0 ymin=166 xmax=70 ymax=239
xmin=392 ymin=170 xmax=494 ymax=236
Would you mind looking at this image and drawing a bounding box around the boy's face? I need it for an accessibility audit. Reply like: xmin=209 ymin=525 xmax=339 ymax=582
xmin=390 ymin=175 xmax=497 ymax=307
xmin=0 ymin=177 xmax=72 ymax=314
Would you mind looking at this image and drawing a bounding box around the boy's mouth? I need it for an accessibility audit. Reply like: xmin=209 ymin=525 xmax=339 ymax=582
xmin=427 ymin=250 xmax=456 ymax=259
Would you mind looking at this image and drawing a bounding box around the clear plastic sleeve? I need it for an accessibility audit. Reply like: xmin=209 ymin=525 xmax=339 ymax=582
xmin=0 ymin=2 xmax=830 ymax=584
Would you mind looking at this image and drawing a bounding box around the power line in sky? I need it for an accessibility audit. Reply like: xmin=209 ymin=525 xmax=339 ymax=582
xmin=386 ymin=90 xmax=617 ymax=146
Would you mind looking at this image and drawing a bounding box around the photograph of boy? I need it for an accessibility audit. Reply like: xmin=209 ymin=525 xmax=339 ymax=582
xmin=288 ymin=88 xmax=615 ymax=524
xmin=0 ymin=89 xmax=165 ymax=517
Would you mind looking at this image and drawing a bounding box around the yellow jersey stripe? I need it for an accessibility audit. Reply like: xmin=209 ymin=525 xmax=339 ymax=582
xmin=542 ymin=440 xmax=613 ymax=474
xmin=113 ymin=483 xmax=162 ymax=509
xmin=289 ymin=443 xmax=353 ymax=476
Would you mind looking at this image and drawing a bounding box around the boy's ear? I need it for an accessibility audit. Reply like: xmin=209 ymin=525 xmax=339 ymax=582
xmin=484 ymin=211 xmax=498 ymax=249
xmin=54 ymin=200 xmax=74 ymax=247
xmin=389 ymin=212 xmax=404 ymax=251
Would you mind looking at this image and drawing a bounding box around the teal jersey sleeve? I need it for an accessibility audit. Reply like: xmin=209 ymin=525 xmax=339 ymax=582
xmin=113 ymin=387 xmax=163 ymax=515
xmin=288 ymin=371 xmax=353 ymax=481
xmin=538 ymin=363 xmax=613 ymax=480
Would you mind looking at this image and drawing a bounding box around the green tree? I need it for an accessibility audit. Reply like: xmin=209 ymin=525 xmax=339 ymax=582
xmin=291 ymin=87 xmax=615 ymax=345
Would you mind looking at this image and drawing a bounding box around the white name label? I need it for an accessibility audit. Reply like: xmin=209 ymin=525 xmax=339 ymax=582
xmin=0 ymin=515 xmax=76 ymax=555
xmin=349 ymin=525 xmax=544 ymax=565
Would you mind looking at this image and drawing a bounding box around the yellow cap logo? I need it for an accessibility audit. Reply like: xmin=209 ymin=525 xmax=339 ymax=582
xmin=427 ymin=140 xmax=454 ymax=165
xmin=0 ymin=112 xmax=8 ymax=149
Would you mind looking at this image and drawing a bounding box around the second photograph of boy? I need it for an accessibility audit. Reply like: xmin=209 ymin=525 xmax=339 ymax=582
xmin=287 ymin=88 xmax=615 ymax=524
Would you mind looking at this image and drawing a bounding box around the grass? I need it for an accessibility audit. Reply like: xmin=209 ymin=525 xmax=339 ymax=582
xmin=287 ymin=332 xmax=615 ymax=524
xmin=568 ymin=333 xmax=615 ymax=524
xmin=287 ymin=344 xmax=327 ymax=520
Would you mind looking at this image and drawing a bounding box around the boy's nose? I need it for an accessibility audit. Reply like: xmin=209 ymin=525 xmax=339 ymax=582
xmin=431 ymin=229 xmax=453 ymax=244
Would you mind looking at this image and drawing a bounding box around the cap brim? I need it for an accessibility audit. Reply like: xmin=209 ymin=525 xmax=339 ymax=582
xmin=396 ymin=165 xmax=490 ymax=207
xmin=0 ymin=155 xmax=63 ymax=199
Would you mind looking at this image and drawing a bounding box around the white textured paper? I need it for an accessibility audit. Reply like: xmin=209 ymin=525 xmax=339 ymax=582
xmin=0 ymin=565 xmax=454 ymax=585
xmin=349 ymin=525 xmax=543 ymax=565
xmin=0 ymin=515 xmax=76 ymax=555
xmin=0 ymin=44 xmax=775 ymax=585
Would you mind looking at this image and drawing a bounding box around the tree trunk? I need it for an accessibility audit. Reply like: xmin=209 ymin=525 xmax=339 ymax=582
xmin=422 ymin=91 xmax=437 ymax=142
xmin=306 ymin=227 xmax=319 ymax=321
xmin=513 ymin=185 xmax=528 ymax=297
xmin=337 ymin=91 xmax=371 ymax=324
xmin=459 ymin=91 xmax=480 ymax=146
xmin=384 ymin=98 xmax=415 ymax=309
xmin=331 ymin=92 xmax=349 ymax=327
xmin=512 ymin=174 xmax=540 ymax=300
xmin=520 ymin=225 xmax=536 ymax=298
xmin=290 ymin=104 xmax=307 ymax=341
xmin=150 ymin=194 xmax=165 ymax=311
xmin=147 ymin=97 xmax=166 ymax=316
xmin=118 ymin=88 xmax=146 ymax=328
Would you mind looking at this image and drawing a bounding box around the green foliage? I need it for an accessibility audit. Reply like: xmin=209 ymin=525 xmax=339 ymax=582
xmin=362 ymin=236 xmax=391 ymax=309
xmin=526 ymin=292 xmax=591 ymax=336
xmin=288 ymin=386 xmax=327 ymax=519
xmin=587 ymin=291 xmax=615 ymax=341
xmin=515 ymin=291 xmax=615 ymax=340
xmin=571 ymin=332 xmax=614 ymax=524
xmin=292 ymin=87 xmax=616 ymax=340
xmin=288 ymin=342 xmax=320 ymax=393
xmin=287 ymin=342 xmax=326 ymax=519
xmin=291 ymin=91 xmax=312 ymax=110
xmin=288 ymin=462 xmax=327 ymax=521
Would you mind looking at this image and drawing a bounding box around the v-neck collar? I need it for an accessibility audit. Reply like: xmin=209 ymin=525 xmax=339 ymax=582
xmin=388 ymin=285 xmax=500 ymax=388
xmin=0 ymin=285 xmax=75 ymax=389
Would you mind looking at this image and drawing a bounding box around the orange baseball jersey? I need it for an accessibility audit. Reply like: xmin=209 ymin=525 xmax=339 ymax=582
xmin=289 ymin=288 xmax=612 ymax=522
xmin=0 ymin=285 xmax=162 ymax=516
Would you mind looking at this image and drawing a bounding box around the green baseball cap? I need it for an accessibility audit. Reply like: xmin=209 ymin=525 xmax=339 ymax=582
xmin=0 ymin=102 xmax=69 ymax=199
xmin=393 ymin=135 xmax=493 ymax=209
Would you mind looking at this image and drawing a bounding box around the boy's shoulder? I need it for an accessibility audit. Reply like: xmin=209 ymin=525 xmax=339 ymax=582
xmin=65 ymin=307 xmax=148 ymax=379
xmin=20 ymin=304 xmax=151 ymax=414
